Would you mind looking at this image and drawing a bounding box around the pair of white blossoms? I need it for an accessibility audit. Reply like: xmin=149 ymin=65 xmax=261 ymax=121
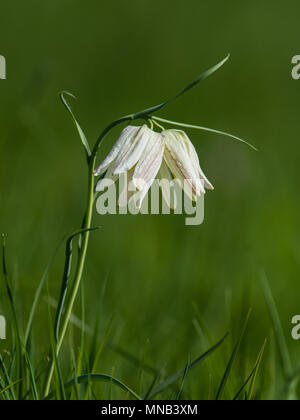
xmin=94 ymin=124 xmax=213 ymax=209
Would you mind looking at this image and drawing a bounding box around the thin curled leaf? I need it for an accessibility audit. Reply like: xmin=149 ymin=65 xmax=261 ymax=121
xmin=92 ymin=56 xmax=230 ymax=158
xmin=59 ymin=91 xmax=91 ymax=157
xmin=134 ymin=55 xmax=230 ymax=118
xmin=152 ymin=116 xmax=257 ymax=151
xmin=54 ymin=227 xmax=99 ymax=341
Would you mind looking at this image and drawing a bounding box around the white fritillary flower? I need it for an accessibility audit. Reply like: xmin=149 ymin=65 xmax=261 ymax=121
xmin=94 ymin=124 xmax=213 ymax=208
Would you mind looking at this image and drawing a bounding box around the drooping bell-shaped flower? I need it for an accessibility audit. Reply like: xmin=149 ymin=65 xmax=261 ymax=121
xmin=94 ymin=125 xmax=165 ymax=207
xmin=94 ymin=124 xmax=213 ymax=209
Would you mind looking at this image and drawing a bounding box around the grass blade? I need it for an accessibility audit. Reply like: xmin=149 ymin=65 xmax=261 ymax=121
xmin=280 ymin=366 xmax=300 ymax=399
xmin=24 ymin=234 xmax=69 ymax=346
xmin=248 ymin=339 xmax=267 ymax=400
xmin=90 ymin=315 xmax=114 ymax=375
xmin=109 ymin=343 xmax=158 ymax=377
xmin=261 ymin=273 xmax=298 ymax=399
xmin=44 ymin=374 xmax=142 ymax=401
xmin=176 ymin=358 xmax=190 ymax=400
xmin=261 ymin=273 xmax=292 ymax=378
xmin=24 ymin=351 xmax=39 ymax=400
xmin=47 ymin=299 xmax=66 ymax=401
xmin=192 ymin=301 xmax=215 ymax=346
xmin=51 ymin=341 xmax=66 ymax=400
xmin=1 ymin=234 xmax=24 ymax=399
xmin=0 ymin=353 xmax=16 ymax=400
xmin=0 ymin=379 xmax=22 ymax=397
xmin=144 ymin=333 xmax=228 ymax=399
xmin=143 ymin=365 xmax=165 ymax=401
xmin=216 ymin=309 xmax=252 ymax=400
xmin=233 ymin=339 xmax=266 ymax=400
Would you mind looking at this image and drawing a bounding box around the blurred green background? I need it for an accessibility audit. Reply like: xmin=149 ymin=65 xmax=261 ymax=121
xmin=0 ymin=0 xmax=300 ymax=399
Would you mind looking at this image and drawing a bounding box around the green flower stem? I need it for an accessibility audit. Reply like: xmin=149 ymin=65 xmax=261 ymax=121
xmin=44 ymin=162 xmax=95 ymax=397
xmin=90 ymin=115 xmax=134 ymax=160
xmin=43 ymin=115 xmax=135 ymax=398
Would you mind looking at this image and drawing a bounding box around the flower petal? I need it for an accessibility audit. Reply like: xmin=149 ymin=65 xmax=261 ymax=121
xmin=157 ymin=160 xmax=177 ymax=210
xmin=94 ymin=125 xmax=139 ymax=176
xmin=118 ymin=171 xmax=137 ymax=207
xmin=132 ymin=131 xmax=165 ymax=191
xmin=163 ymin=130 xmax=205 ymax=200
xmin=95 ymin=166 xmax=118 ymax=191
xmin=113 ymin=125 xmax=150 ymax=175
xmin=179 ymin=130 xmax=214 ymax=190
xmin=132 ymin=183 xmax=151 ymax=209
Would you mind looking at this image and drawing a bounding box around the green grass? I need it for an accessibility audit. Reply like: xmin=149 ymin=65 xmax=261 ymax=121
xmin=0 ymin=107 xmax=298 ymax=400
xmin=0 ymin=226 xmax=299 ymax=399
xmin=0 ymin=249 xmax=296 ymax=400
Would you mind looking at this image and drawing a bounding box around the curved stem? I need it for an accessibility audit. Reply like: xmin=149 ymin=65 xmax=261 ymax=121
xmin=43 ymin=114 xmax=138 ymax=398
xmin=91 ymin=115 xmax=134 ymax=161
xmin=44 ymin=163 xmax=95 ymax=396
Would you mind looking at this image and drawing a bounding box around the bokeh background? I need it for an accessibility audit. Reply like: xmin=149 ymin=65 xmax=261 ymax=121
xmin=0 ymin=0 xmax=300 ymax=399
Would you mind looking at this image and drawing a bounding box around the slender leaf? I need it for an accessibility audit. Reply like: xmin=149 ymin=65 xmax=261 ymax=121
xmin=261 ymin=273 xmax=292 ymax=379
xmin=152 ymin=116 xmax=257 ymax=151
xmin=262 ymin=273 xmax=298 ymax=400
xmin=216 ymin=309 xmax=252 ymax=400
xmin=248 ymin=339 xmax=267 ymax=400
xmin=59 ymin=91 xmax=91 ymax=157
xmin=192 ymin=301 xmax=215 ymax=346
xmin=51 ymin=340 xmax=66 ymax=400
xmin=25 ymin=234 xmax=69 ymax=346
xmin=176 ymin=358 xmax=190 ymax=400
xmin=24 ymin=351 xmax=39 ymax=400
xmin=144 ymin=333 xmax=228 ymax=399
xmin=91 ymin=315 xmax=114 ymax=375
xmin=54 ymin=228 xmax=99 ymax=341
xmin=0 ymin=379 xmax=22 ymax=397
xmin=109 ymin=343 xmax=158 ymax=377
xmin=44 ymin=374 xmax=142 ymax=401
xmin=0 ymin=353 xmax=15 ymax=400
xmin=92 ymin=56 xmax=230 ymax=158
xmin=233 ymin=340 xmax=266 ymax=400
xmin=143 ymin=365 xmax=166 ymax=401
xmin=280 ymin=365 xmax=300 ymax=399
xmin=134 ymin=55 xmax=230 ymax=118
xmin=1 ymin=234 xmax=24 ymax=399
